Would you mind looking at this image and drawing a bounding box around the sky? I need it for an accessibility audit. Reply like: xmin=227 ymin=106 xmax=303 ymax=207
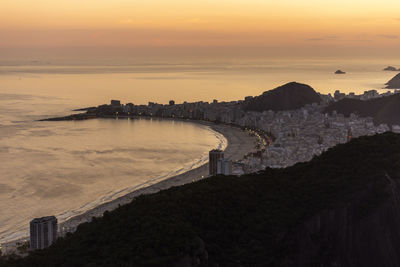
xmin=1 ymin=0 xmax=400 ymax=59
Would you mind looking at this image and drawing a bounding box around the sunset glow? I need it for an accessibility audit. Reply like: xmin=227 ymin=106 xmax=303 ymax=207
xmin=1 ymin=0 xmax=399 ymax=53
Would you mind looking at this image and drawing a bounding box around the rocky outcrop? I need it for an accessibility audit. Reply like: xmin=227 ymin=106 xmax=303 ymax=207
xmin=383 ymin=66 xmax=398 ymax=71
xmin=386 ymin=73 xmax=400 ymax=89
xmin=281 ymin=175 xmax=400 ymax=267
xmin=335 ymin=70 xmax=346 ymax=74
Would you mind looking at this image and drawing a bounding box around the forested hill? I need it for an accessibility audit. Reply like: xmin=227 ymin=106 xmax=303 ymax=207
xmin=243 ymin=82 xmax=322 ymax=112
xmin=2 ymin=133 xmax=400 ymax=267
xmin=324 ymin=93 xmax=400 ymax=126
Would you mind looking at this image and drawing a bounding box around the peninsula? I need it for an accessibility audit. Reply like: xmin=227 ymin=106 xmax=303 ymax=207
xmin=42 ymin=82 xmax=400 ymax=169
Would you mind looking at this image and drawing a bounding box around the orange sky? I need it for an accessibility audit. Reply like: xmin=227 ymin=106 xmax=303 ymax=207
xmin=1 ymin=0 xmax=400 ymax=56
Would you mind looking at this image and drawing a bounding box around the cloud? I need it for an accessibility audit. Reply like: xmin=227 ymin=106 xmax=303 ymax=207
xmin=325 ymin=35 xmax=339 ymax=39
xmin=378 ymin=34 xmax=399 ymax=39
xmin=306 ymin=36 xmax=340 ymax=41
xmin=306 ymin=38 xmax=324 ymax=41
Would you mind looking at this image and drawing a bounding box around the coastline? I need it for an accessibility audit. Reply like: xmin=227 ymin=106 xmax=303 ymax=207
xmin=1 ymin=120 xmax=257 ymax=253
xmin=59 ymin=121 xmax=257 ymax=234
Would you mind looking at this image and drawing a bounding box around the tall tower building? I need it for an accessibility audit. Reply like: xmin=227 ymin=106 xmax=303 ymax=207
xmin=30 ymin=216 xmax=58 ymax=250
xmin=217 ymin=158 xmax=232 ymax=175
xmin=209 ymin=149 xmax=224 ymax=175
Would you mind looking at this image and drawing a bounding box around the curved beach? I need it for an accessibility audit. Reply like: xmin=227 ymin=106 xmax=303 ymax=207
xmin=1 ymin=120 xmax=258 ymax=253
xmin=59 ymin=121 xmax=257 ymax=234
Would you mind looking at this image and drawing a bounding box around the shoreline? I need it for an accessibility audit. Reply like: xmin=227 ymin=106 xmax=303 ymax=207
xmin=59 ymin=121 xmax=257 ymax=234
xmin=1 ymin=120 xmax=258 ymax=254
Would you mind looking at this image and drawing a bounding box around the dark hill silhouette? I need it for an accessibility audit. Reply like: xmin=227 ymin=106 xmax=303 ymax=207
xmin=2 ymin=133 xmax=400 ymax=267
xmin=243 ymin=82 xmax=321 ymax=112
xmin=386 ymin=73 xmax=400 ymax=89
xmin=325 ymin=93 xmax=400 ymax=126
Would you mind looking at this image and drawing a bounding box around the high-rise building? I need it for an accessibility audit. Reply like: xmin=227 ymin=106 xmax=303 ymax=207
xmin=209 ymin=149 xmax=224 ymax=175
xmin=30 ymin=216 xmax=58 ymax=250
xmin=217 ymin=158 xmax=232 ymax=175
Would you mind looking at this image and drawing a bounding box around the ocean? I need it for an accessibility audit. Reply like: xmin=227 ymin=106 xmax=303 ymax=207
xmin=0 ymin=57 xmax=398 ymax=244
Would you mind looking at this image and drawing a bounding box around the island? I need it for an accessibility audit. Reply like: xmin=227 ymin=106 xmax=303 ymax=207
xmin=334 ymin=69 xmax=346 ymax=74
xmin=383 ymin=66 xmax=398 ymax=71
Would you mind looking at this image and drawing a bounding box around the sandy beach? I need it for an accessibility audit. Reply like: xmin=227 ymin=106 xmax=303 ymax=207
xmin=59 ymin=121 xmax=257 ymax=233
xmin=1 ymin=121 xmax=257 ymax=254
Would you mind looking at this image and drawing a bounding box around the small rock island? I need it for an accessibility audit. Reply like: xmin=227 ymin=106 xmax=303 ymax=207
xmin=383 ymin=66 xmax=398 ymax=71
xmin=335 ymin=70 xmax=346 ymax=74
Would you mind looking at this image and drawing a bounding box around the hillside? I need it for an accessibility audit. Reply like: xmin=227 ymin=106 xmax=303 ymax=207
xmin=324 ymin=93 xmax=400 ymax=126
xmin=386 ymin=73 xmax=400 ymax=89
xmin=2 ymin=133 xmax=400 ymax=267
xmin=243 ymin=82 xmax=322 ymax=112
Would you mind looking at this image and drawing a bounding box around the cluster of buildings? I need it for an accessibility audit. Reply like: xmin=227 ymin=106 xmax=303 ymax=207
xmin=15 ymin=89 xmax=400 ymax=253
xmin=333 ymin=89 xmax=400 ymax=101
xmin=249 ymin=105 xmax=390 ymax=168
xmin=109 ymin=88 xmax=399 ymax=171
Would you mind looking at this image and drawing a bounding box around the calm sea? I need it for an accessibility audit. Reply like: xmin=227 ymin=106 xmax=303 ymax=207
xmin=0 ymin=57 xmax=398 ymax=243
xmin=0 ymin=94 xmax=226 ymax=243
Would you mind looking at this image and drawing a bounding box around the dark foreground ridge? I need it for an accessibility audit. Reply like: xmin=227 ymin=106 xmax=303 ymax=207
xmin=243 ymin=82 xmax=322 ymax=112
xmin=2 ymin=132 xmax=400 ymax=267
xmin=324 ymin=93 xmax=400 ymax=126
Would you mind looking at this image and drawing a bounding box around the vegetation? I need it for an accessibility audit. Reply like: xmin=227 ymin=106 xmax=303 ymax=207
xmin=2 ymin=133 xmax=400 ymax=267
xmin=243 ymin=82 xmax=321 ymax=112
xmin=324 ymin=94 xmax=400 ymax=126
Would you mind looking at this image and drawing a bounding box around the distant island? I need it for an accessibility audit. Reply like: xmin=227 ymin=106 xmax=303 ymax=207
xmin=334 ymin=69 xmax=346 ymax=74
xmin=385 ymin=73 xmax=400 ymax=89
xmin=383 ymin=66 xmax=399 ymax=71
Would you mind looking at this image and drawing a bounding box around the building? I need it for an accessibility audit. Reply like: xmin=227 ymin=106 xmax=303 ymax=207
xmin=30 ymin=216 xmax=58 ymax=250
xmin=209 ymin=149 xmax=224 ymax=175
xmin=217 ymin=158 xmax=232 ymax=175
xmin=110 ymin=100 xmax=121 ymax=107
